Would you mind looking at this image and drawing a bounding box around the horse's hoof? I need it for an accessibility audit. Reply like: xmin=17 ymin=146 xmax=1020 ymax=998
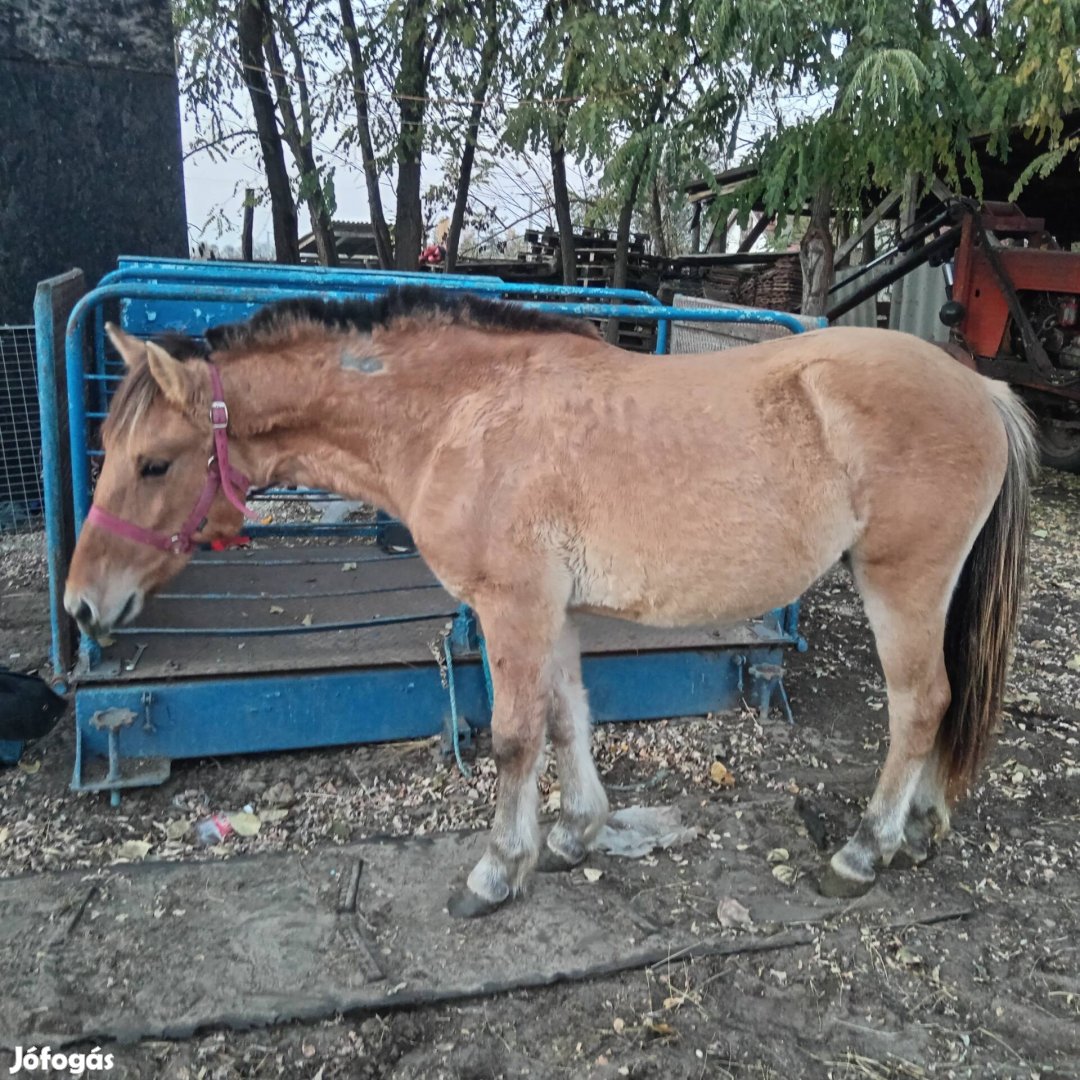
xmin=889 ymin=841 xmax=930 ymax=871
xmin=816 ymin=862 xmax=876 ymax=899
xmin=447 ymin=886 xmax=509 ymax=919
xmin=536 ymin=843 xmax=585 ymax=873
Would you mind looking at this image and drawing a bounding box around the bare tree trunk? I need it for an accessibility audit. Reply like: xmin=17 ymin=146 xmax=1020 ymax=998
xmin=263 ymin=6 xmax=338 ymax=265
xmin=862 ymin=223 xmax=876 ymax=264
xmin=689 ymin=201 xmax=701 ymax=254
xmin=549 ymin=128 xmax=576 ymax=285
xmin=394 ymin=0 xmax=430 ymax=270
xmin=445 ymin=0 xmax=499 ymax=271
xmin=339 ymin=0 xmax=394 ymax=267
xmin=650 ymin=177 xmax=667 ymax=258
xmin=606 ymin=157 xmax=647 ymax=343
xmin=237 ymin=0 xmax=299 ymax=263
xmin=800 ymin=186 xmax=834 ymax=316
xmin=242 ymin=188 xmax=254 ymax=261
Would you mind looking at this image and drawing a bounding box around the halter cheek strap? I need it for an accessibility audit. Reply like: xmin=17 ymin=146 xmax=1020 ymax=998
xmin=86 ymin=363 xmax=260 ymax=555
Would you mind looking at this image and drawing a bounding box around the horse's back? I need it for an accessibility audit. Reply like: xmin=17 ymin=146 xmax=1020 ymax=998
xmin=545 ymin=326 xmax=1008 ymax=625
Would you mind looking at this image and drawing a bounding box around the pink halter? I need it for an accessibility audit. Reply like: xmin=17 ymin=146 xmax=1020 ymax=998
xmin=87 ymin=364 xmax=260 ymax=555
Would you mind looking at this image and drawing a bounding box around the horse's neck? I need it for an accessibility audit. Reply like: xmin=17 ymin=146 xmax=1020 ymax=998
xmin=226 ymin=344 xmax=443 ymax=518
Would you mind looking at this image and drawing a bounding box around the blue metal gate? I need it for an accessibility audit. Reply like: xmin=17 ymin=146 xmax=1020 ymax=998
xmin=36 ymin=258 xmax=817 ymax=801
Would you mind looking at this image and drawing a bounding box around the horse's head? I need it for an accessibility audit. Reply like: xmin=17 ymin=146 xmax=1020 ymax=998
xmin=64 ymin=326 xmax=251 ymax=641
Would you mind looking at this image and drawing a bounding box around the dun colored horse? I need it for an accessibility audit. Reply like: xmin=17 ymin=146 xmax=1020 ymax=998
xmin=65 ymin=288 xmax=1036 ymax=917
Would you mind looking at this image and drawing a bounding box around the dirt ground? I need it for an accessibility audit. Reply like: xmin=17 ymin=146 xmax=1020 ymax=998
xmin=1 ymin=470 xmax=1078 ymax=1080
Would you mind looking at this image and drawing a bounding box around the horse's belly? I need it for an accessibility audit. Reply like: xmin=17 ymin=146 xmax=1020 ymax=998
xmin=569 ymin=568 xmax=814 ymax=627
xmin=567 ymin=508 xmax=852 ymax=627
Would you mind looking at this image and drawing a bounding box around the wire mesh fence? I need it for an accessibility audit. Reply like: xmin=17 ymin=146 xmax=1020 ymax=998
xmin=0 ymin=325 xmax=44 ymax=535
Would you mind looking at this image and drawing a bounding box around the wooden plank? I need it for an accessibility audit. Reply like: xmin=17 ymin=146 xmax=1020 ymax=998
xmin=736 ymin=212 xmax=773 ymax=253
xmin=834 ymin=189 xmax=901 ymax=267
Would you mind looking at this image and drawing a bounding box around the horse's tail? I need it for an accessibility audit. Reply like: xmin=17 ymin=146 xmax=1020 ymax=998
xmin=939 ymin=382 xmax=1037 ymax=800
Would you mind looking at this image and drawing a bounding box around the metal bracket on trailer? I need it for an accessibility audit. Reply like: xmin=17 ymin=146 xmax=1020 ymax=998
xmin=72 ymin=701 xmax=171 ymax=806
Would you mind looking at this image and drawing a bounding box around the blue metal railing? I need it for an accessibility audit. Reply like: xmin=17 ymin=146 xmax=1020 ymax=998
xmin=105 ymin=257 xmax=675 ymax=352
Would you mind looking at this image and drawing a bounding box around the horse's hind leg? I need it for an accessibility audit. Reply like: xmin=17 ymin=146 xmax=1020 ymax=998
xmin=537 ymin=623 xmax=609 ymax=871
xmin=820 ymin=556 xmax=954 ymax=898
xmin=447 ymin=589 xmax=563 ymax=919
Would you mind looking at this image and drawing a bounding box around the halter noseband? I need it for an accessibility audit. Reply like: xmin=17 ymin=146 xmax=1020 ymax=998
xmin=86 ymin=364 xmax=260 ymax=555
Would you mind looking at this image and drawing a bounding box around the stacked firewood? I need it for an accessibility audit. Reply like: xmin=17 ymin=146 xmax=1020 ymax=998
xmin=733 ymin=256 xmax=803 ymax=311
xmin=691 ymin=256 xmax=803 ymax=311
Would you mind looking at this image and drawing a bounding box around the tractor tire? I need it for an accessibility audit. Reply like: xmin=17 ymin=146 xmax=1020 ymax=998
xmin=1038 ymin=414 xmax=1080 ymax=474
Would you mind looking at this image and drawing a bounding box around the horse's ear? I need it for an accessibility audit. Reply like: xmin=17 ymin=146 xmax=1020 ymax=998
xmin=104 ymin=323 xmax=147 ymax=369
xmin=145 ymin=340 xmax=206 ymax=415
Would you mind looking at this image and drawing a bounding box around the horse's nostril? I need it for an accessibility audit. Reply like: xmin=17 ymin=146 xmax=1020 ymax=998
xmin=75 ymin=600 xmax=93 ymax=625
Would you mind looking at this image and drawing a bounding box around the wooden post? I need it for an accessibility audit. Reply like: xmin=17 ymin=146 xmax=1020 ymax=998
xmin=242 ymin=188 xmax=254 ymax=262
xmin=689 ymin=201 xmax=701 ymax=254
xmin=705 ymin=209 xmax=730 ymax=253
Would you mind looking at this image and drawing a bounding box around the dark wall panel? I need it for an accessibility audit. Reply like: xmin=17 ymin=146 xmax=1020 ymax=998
xmin=0 ymin=0 xmax=187 ymax=322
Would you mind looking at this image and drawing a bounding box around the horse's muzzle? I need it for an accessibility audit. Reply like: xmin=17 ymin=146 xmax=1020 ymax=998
xmin=64 ymin=586 xmax=142 ymax=642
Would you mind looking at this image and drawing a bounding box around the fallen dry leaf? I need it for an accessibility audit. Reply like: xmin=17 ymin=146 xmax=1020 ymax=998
xmin=709 ymin=760 xmax=735 ymax=787
xmin=115 ymin=840 xmax=151 ymax=861
xmin=582 ymin=867 xmax=603 ymax=883
xmin=772 ymin=864 xmax=798 ymax=885
xmin=230 ymin=811 xmax=262 ymax=837
xmin=716 ymin=896 xmax=753 ymax=930
xmin=269 ymin=605 xmax=285 ymax=615
xmin=767 ymin=847 xmax=790 ymax=864
xmin=164 ymin=820 xmax=190 ymax=842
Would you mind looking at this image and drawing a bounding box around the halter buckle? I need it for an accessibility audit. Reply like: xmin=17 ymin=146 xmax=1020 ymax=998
xmin=210 ymin=400 xmax=229 ymax=429
xmin=169 ymin=534 xmax=185 ymax=554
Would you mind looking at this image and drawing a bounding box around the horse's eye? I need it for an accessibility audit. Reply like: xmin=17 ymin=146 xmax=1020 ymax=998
xmin=139 ymin=460 xmax=171 ymax=479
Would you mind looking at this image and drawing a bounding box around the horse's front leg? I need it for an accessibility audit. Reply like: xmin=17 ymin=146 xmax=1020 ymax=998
xmin=447 ymin=594 xmax=564 ymax=919
xmin=537 ymin=622 xmax=609 ymax=871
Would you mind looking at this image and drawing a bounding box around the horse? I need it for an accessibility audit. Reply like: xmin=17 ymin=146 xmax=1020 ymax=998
xmin=65 ymin=286 xmax=1036 ymax=917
